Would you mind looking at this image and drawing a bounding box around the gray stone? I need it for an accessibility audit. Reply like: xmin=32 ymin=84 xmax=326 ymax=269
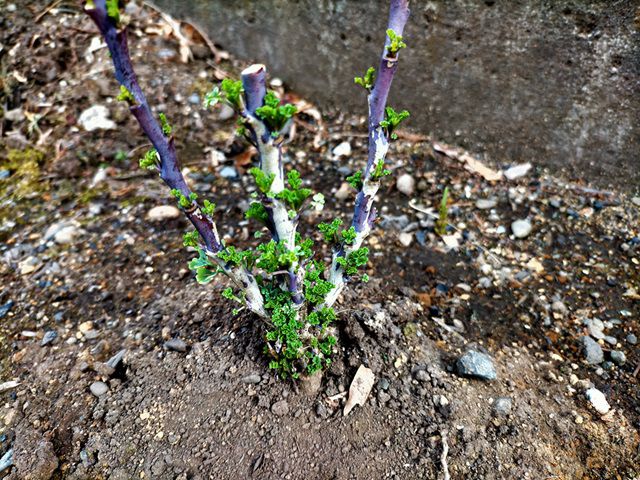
xmin=584 ymin=318 xmax=605 ymax=339
xmin=456 ymin=350 xmax=497 ymax=380
xmin=396 ymin=174 xmax=415 ymax=196
xmin=493 ymin=397 xmax=512 ymax=415
xmin=220 ymin=166 xmax=238 ymax=179
xmin=475 ymin=198 xmax=497 ymax=210
xmin=511 ymin=219 xmax=532 ymax=239
xmin=580 ymin=336 xmax=603 ymax=365
xmin=242 ymin=374 xmax=262 ymax=384
xmin=90 ymin=381 xmax=109 ymax=397
xmin=271 ymin=399 xmax=289 ymax=416
xmin=503 ymin=163 xmax=532 ymax=180
xmin=41 ymin=330 xmax=57 ymax=346
xmin=153 ymin=0 xmax=640 ymax=193
xmin=147 ymin=205 xmax=181 ymax=221
xmin=626 ymin=334 xmax=637 ymax=345
xmin=632 ymin=197 xmax=640 ymax=207
xmin=164 ymin=338 xmax=188 ymax=352
xmin=610 ymin=350 xmax=626 ymax=365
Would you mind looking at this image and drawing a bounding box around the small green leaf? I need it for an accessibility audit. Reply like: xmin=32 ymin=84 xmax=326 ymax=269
xmin=183 ymin=230 xmax=199 ymax=248
xmin=203 ymin=86 xmax=222 ymax=108
xmin=341 ymin=226 xmax=357 ymax=245
xmin=159 ymin=113 xmax=172 ymax=136
xmin=106 ymin=0 xmax=120 ymax=23
xmin=249 ymin=167 xmax=275 ymax=195
xmin=318 ymin=218 xmax=343 ymax=244
xmin=202 ymin=199 xmax=216 ymax=216
xmin=379 ymin=107 xmax=410 ymax=140
xmin=116 ymin=85 xmax=135 ymax=104
xmin=139 ymin=148 xmax=158 ymax=170
xmin=255 ymin=91 xmax=297 ymax=134
xmin=220 ymin=79 xmax=244 ymax=108
xmin=354 ymin=67 xmax=376 ymax=90
xmin=346 ymin=171 xmax=363 ymax=190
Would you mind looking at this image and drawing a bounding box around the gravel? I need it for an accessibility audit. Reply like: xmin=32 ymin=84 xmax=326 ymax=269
xmin=456 ymin=350 xmax=497 ymax=380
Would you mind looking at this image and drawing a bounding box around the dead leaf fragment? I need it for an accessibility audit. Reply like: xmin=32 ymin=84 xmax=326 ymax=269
xmin=343 ymin=365 xmax=375 ymax=416
xmin=433 ymin=142 xmax=503 ymax=182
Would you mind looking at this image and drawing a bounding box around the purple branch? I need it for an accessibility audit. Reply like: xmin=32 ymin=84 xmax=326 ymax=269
xmin=242 ymin=64 xmax=267 ymax=116
xmin=84 ymin=0 xmax=222 ymax=253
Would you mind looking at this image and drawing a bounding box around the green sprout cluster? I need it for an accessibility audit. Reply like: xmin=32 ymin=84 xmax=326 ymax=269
xmin=171 ymin=189 xmax=196 ymax=208
xmin=139 ymin=148 xmax=158 ymax=170
xmin=380 ymin=107 xmax=410 ymax=140
xmin=255 ymin=91 xmax=297 ymax=135
xmin=386 ymin=29 xmax=406 ymax=55
xmin=159 ymin=113 xmax=172 ymax=136
xmin=354 ymin=67 xmax=376 ymax=90
xmin=106 ymin=0 xmax=120 ymax=24
xmin=116 ymin=85 xmax=135 ymax=104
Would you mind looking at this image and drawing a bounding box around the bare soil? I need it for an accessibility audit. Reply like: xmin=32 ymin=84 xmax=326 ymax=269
xmin=1 ymin=2 xmax=639 ymax=479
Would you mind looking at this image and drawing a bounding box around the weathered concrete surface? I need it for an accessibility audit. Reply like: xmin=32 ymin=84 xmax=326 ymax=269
xmin=155 ymin=0 xmax=640 ymax=192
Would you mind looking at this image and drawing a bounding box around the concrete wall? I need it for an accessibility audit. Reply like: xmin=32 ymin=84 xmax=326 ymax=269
xmin=155 ymin=0 xmax=640 ymax=192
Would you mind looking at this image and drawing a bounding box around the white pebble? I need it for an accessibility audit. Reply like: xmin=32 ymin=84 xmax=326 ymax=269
xmin=147 ymin=205 xmax=181 ymax=221
xmin=585 ymin=388 xmax=610 ymax=415
xmin=396 ymin=174 xmax=415 ymax=196
xmin=332 ymin=141 xmax=351 ymax=158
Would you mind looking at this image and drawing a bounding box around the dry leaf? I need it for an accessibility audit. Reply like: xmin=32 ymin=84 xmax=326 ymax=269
xmin=433 ymin=142 xmax=503 ymax=182
xmin=343 ymin=365 xmax=375 ymax=416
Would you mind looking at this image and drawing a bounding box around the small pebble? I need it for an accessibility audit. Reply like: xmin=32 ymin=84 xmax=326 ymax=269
xmin=242 ymin=374 xmax=262 ymax=384
xmin=456 ymin=350 xmax=497 ymax=380
xmin=493 ymin=397 xmax=512 ymax=415
xmin=511 ymin=219 xmax=532 ymax=239
xmin=147 ymin=205 xmax=181 ymax=221
xmin=271 ymin=400 xmax=289 ymax=416
xmin=475 ymin=198 xmax=497 ymax=210
xmin=503 ymin=163 xmax=531 ymax=180
xmin=41 ymin=330 xmax=57 ymax=347
xmin=164 ymin=338 xmax=188 ymax=352
xmin=610 ymin=350 xmax=626 ymax=365
xmin=585 ymin=388 xmax=610 ymax=415
xmin=396 ymin=174 xmax=415 ymax=196
xmin=580 ymin=336 xmax=603 ymax=365
xmin=90 ymin=381 xmax=109 ymax=397
xmin=220 ymin=166 xmax=238 ymax=179
xmin=626 ymin=334 xmax=637 ymax=345
xmin=332 ymin=141 xmax=351 ymax=158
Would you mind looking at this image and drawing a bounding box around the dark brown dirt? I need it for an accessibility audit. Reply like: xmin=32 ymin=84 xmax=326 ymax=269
xmin=0 ymin=2 xmax=639 ymax=479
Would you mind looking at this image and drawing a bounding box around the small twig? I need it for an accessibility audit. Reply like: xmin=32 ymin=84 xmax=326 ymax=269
xmin=440 ymin=430 xmax=450 ymax=480
xmin=35 ymin=0 xmax=64 ymax=22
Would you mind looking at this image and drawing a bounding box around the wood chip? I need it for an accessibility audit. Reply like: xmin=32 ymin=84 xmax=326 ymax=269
xmin=343 ymin=365 xmax=375 ymax=416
